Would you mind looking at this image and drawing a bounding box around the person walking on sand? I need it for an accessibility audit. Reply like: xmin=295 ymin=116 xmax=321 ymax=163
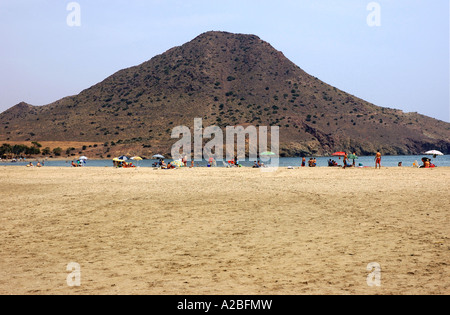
xmin=375 ymin=151 xmax=382 ymax=169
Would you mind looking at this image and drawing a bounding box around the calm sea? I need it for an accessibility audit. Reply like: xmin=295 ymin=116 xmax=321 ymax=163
xmin=1 ymin=155 xmax=449 ymax=168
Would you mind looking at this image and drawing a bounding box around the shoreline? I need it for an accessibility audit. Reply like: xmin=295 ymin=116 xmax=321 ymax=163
xmin=0 ymin=154 xmax=446 ymax=161
xmin=1 ymin=165 xmax=450 ymax=169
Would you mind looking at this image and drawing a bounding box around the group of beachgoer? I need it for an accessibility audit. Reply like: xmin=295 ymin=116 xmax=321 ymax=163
xmin=342 ymin=152 xmax=358 ymax=169
xmin=300 ymin=157 xmax=318 ymax=167
xmin=328 ymin=159 xmax=340 ymax=167
xmin=302 ymin=151 xmax=377 ymax=168
xmin=26 ymin=161 xmax=44 ymax=168
xmin=207 ymin=158 xmax=217 ymax=167
xmin=378 ymin=152 xmax=436 ymax=169
xmin=113 ymin=160 xmax=135 ymax=168
xmin=252 ymin=160 xmax=266 ymax=168
xmin=152 ymin=158 xmax=195 ymax=169
xmin=152 ymin=159 xmax=165 ymax=168
xmin=149 ymin=151 xmax=439 ymax=169
xmin=419 ymin=157 xmax=436 ymax=168
xmin=327 ymin=156 xmax=357 ymax=168
xmin=71 ymin=160 xmax=85 ymax=167
xmin=154 ymin=159 xmax=173 ymax=169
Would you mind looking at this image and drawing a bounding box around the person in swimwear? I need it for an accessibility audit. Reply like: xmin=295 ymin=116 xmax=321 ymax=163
xmin=343 ymin=153 xmax=348 ymax=169
xmin=352 ymin=151 xmax=357 ymax=167
xmin=375 ymin=151 xmax=382 ymax=169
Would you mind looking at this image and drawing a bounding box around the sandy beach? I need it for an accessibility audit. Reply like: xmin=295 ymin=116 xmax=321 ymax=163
xmin=0 ymin=166 xmax=448 ymax=295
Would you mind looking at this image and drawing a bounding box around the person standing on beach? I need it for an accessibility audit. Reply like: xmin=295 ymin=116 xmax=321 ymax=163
xmin=375 ymin=151 xmax=382 ymax=169
xmin=301 ymin=157 xmax=306 ymax=167
xmin=343 ymin=153 xmax=348 ymax=169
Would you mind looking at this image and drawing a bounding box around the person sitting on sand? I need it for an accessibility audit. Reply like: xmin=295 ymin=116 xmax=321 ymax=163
xmin=308 ymin=158 xmax=317 ymax=167
xmin=328 ymin=159 xmax=339 ymax=167
xmin=36 ymin=162 xmax=42 ymax=168
xmin=302 ymin=157 xmax=306 ymax=167
xmin=27 ymin=162 xmax=33 ymax=167
xmin=420 ymin=157 xmax=431 ymax=168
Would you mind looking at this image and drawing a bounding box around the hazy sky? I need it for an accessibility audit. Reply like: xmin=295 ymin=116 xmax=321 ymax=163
xmin=0 ymin=0 xmax=449 ymax=122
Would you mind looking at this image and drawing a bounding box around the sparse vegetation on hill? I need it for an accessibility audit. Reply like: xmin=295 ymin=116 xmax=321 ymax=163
xmin=1 ymin=31 xmax=449 ymax=157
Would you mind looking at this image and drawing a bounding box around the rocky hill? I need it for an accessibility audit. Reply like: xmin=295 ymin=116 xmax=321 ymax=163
xmin=1 ymin=31 xmax=449 ymax=157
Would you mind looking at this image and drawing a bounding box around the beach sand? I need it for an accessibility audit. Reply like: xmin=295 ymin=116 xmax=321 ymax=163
xmin=0 ymin=166 xmax=448 ymax=295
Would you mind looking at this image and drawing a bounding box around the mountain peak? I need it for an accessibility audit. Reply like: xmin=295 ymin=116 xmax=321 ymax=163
xmin=195 ymin=31 xmax=261 ymax=41
xmin=5 ymin=101 xmax=33 ymax=114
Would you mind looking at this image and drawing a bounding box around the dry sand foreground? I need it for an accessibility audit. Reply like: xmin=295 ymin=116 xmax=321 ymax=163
xmin=0 ymin=166 xmax=448 ymax=295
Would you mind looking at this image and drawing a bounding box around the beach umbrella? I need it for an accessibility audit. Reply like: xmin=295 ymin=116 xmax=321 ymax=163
xmin=425 ymin=150 xmax=444 ymax=156
xmin=332 ymin=152 xmax=346 ymax=156
xmin=78 ymin=156 xmax=88 ymax=165
xmin=171 ymin=160 xmax=183 ymax=168
xmin=130 ymin=156 xmax=143 ymax=167
xmin=113 ymin=158 xmax=122 ymax=162
xmin=260 ymin=151 xmax=276 ymax=156
xmin=152 ymin=154 xmax=165 ymax=159
xmin=347 ymin=154 xmax=358 ymax=160
xmin=118 ymin=155 xmax=128 ymax=161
